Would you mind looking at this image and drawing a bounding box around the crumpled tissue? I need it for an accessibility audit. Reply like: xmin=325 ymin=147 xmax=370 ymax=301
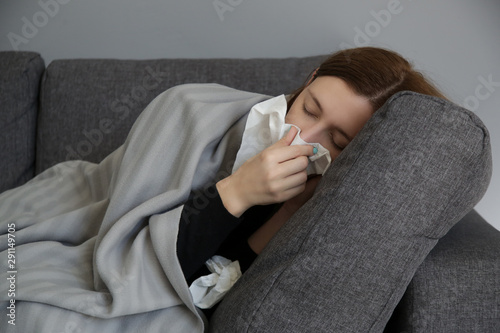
xmin=232 ymin=95 xmax=331 ymax=175
xmin=189 ymin=255 xmax=242 ymax=309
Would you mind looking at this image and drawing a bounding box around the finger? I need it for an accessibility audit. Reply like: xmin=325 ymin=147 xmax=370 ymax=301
xmin=270 ymin=170 xmax=308 ymax=196
xmin=279 ymin=181 xmax=308 ymax=201
xmin=256 ymin=144 xmax=313 ymax=173
xmin=283 ymin=170 xmax=309 ymax=190
xmin=273 ymin=126 xmax=299 ymax=148
xmin=273 ymin=144 xmax=315 ymax=164
xmin=276 ymin=155 xmax=310 ymax=178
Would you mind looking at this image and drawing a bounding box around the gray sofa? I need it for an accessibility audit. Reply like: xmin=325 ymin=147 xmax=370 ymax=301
xmin=1 ymin=51 xmax=499 ymax=332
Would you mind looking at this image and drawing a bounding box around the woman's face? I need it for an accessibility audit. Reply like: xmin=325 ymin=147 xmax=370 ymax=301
xmin=286 ymin=76 xmax=373 ymax=159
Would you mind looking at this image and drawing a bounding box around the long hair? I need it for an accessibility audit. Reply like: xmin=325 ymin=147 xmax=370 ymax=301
xmin=288 ymin=47 xmax=446 ymax=111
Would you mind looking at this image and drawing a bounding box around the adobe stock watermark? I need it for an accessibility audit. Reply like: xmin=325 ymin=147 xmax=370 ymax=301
xmin=5 ymin=224 xmax=17 ymax=326
xmin=463 ymin=74 xmax=500 ymax=112
xmin=7 ymin=0 xmax=72 ymax=51
xmin=213 ymin=0 xmax=244 ymax=22
xmin=339 ymin=0 xmax=411 ymax=61
xmin=65 ymin=66 xmax=167 ymax=161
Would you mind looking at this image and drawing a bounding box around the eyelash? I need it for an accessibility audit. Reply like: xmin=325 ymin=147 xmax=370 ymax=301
xmin=330 ymin=133 xmax=344 ymax=151
xmin=302 ymin=106 xmax=316 ymax=118
xmin=302 ymin=105 xmax=344 ymax=150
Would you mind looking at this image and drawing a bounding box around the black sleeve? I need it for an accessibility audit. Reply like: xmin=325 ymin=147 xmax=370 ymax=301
xmin=187 ymin=198 xmax=280 ymax=319
xmin=176 ymin=184 xmax=243 ymax=281
xmin=177 ymin=184 xmax=281 ymax=318
xmin=177 ymin=183 xmax=281 ymax=284
xmin=216 ymin=232 xmax=258 ymax=273
xmin=215 ymin=201 xmax=280 ymax=272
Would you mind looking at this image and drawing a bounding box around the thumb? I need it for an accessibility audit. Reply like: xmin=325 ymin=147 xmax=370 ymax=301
xmin=275 ymin=126 xmax=298 ymax=147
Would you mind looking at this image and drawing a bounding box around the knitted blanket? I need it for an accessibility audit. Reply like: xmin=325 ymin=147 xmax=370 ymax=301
xmin=0 ymin=84 xmax=269 ymax=332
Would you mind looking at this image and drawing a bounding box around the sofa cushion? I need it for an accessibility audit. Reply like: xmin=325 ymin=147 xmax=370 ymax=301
xmin=385 ymin=210 xmax=500 ymax=332
xmin=0 ymin=51 xmax=45 ymax=193
xmin=210 ymin=91 xmax=492 ymax=332
xmin=36 ymin=56 xmax=326 ymax=173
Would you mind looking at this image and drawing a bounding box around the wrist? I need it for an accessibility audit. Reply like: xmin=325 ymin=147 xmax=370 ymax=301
xmin=216 ymin=176 xmax=249 ymax=218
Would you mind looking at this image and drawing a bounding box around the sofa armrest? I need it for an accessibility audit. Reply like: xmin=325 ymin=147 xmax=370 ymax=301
xmin=210 ymin=92 xmax=492 ymax=332
xmin=385 ymin=209 xmax=500 ymax=333
xmin=0 ymin=51 xmax=45 ymax=193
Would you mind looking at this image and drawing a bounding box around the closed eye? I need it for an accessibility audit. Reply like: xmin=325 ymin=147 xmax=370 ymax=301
xmin=304 ymin=102 xmax=346 ymax=151
xmin=302 ymin=105 xmax=317 ymax=118
xmin=330 ymin=133 xmax=345 ymax=150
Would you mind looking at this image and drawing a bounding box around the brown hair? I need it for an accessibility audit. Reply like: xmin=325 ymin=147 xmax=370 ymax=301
xmin=288 ymin=47 xmax=446 ymax=111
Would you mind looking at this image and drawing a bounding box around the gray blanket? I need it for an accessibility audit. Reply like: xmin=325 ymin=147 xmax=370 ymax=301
xmin=0 ymin=84 xmax=269 ymax=332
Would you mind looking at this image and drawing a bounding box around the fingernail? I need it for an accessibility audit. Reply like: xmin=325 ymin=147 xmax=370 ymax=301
xmin=313 ymin=147 xmax=318 ymax=154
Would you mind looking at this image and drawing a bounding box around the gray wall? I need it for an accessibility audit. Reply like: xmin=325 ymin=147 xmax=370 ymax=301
xmin=1 ymin=0 xmax=499 ymax=230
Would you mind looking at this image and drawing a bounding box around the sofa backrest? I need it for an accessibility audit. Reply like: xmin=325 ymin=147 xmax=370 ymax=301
xmin=36 ymin=55 xmax=326 ymax=174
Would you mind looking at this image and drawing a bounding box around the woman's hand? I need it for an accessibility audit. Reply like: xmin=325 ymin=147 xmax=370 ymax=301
xmin=216 ymin=126 xmax=314 ymax=217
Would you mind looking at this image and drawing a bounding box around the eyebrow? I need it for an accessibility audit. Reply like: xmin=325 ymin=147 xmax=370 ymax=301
xmin=309 ymin=90 xmax=353 ymax=141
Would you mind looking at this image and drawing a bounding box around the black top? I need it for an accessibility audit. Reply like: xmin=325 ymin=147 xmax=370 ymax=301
xmin=176 ymin=183 xmax=279 ymax=284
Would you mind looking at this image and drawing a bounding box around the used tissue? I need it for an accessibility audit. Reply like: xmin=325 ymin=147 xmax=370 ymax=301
xmin=232 ymin=95 xmax=331 ymax=175
xmin=189 ymin=256 xmax=242 ymax=309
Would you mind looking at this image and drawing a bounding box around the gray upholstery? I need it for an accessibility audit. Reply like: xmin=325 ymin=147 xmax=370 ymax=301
xmin=1 ymin=51 xmax=499 ymax=332
xmin=210 ymin=92 xmax=492 ymax=332
xmin=0 ymin=51 xmax=44 ymax=192
xmin=385 ymin=209 xmax=500 ymax=332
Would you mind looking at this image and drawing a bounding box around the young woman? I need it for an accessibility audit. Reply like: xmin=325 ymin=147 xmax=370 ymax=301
xmin=177 ymin=47 xmax=447 ymax=298
xmin=0 ymin=46 xmax=449 ymax=330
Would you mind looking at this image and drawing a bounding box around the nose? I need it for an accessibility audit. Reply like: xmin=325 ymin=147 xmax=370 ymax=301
xmin=299 ymin=124 xmax=324 ymax=144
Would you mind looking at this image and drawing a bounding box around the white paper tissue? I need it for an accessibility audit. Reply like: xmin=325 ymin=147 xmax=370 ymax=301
xmin=189 ymin=256 xmax=242 ymax=309
xmin=232 ymin=95 xmax=331 ymax=175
